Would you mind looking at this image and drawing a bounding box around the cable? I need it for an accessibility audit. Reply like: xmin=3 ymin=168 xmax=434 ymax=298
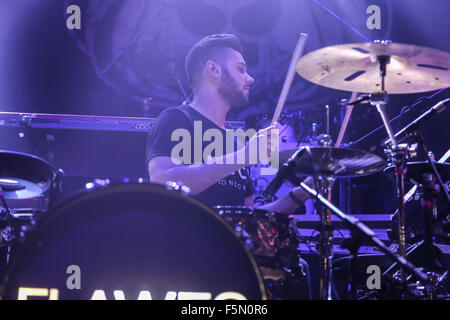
xmin=311 ymin=0 xmax=370 ymax=42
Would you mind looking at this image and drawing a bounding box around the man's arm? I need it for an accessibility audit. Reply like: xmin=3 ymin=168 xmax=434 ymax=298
xmin=257 ymin=178 xmax=313 ymax=213
xmin=148 ymin=126 xmax=272 ymax=194
xmin=257 ymin=187 xmax=306 ymax=213
xmin=149 ymin=155 xmax=245 ymax=194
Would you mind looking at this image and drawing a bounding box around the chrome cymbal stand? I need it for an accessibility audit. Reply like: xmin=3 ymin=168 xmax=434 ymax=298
xmin=310 ymin=137 xmax=336 ymax=300
xmin=368 ymin=47 xmax=417 ymax=279
xmin=317 ymin=174 xmax=335 ymax=300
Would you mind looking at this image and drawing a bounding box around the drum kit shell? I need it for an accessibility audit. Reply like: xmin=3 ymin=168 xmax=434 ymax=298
xmin=0 ymin=38 xmax=449 ymax=300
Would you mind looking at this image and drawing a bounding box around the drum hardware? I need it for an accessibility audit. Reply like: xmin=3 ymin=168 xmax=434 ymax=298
xmin=298 ymin=181 xmax=432 ymax=297
xmin=384 ymin=130 xmax=449 ymax=280
xmin=384 ymin=158 xmax=450 ymax=286
xmin=213 ymin=206 xmax=300 ymax=269
xmin=336 ymin=93 xmax=359 ymax=215
xmin=165 ymin=181 xmax=192 ymax=194
xmin=386 ymin=149 xmax=450 ymax=248
xmin=372 ymin=240 xmax=450 ymax=300
xmin=267 ymin=144 xmax=386 ymax=299
xmin=0 ymin=151 xmax=60 ymax=279
xmin=213 ymin=205 xmax=310 ymax=299
xmin=385 ymin=161 xmax=450 ymax=187
xmin=294 ymin=39 xmax=450 ymax=298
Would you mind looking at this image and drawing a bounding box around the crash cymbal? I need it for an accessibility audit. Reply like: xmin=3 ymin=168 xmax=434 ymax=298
xmin=296 ymin=42 xmax=450 ymax=94
xmin=279 ymin=146 xmax=386 ymax=178
xmin=384 ymin=161 xmax=450 ymax=185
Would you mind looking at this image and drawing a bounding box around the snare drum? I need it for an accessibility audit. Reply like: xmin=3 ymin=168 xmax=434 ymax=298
xmin=0 ymin=183 xmax=266 ymax=300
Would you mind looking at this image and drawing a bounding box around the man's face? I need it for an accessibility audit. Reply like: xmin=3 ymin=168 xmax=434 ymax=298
xmin=218 ymin=49 xmax=254 ymax=109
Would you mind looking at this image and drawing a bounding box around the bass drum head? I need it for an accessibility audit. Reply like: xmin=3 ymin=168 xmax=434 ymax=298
xmin=1 ymin=183 xmax=266 ymax=300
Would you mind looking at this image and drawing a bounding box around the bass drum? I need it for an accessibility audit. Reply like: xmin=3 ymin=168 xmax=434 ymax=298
xmin=0 ymin=183 xmax=266 ymax=300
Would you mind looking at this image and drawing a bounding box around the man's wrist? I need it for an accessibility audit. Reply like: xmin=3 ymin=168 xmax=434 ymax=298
xmin=292 ymin=186 xmax=310 ymax=203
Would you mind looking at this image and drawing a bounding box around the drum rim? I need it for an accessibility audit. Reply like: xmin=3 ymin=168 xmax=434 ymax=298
xmin=213 ymin=205 xmax=288 ymax=219
xmin=0 ymin=182 xmax=267 ymax=300
xmin=0 ymin=150 xmax=57 ymax=174
xmin=0 ymin=150 xmax=57 ymax=188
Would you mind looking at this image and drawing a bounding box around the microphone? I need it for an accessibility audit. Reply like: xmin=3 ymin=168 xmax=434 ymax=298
xmin=384 ymin=98 xmax=449 ymax=145
xmin=263 ymin=148 xmax=303 ymax=199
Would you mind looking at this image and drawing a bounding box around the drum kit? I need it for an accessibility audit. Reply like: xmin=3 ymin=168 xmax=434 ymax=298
xmin=0 ymin=39 xmax=449 ymax=300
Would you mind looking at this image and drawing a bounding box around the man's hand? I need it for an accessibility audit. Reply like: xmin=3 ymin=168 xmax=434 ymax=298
xmin=241 ymin=126 xmax=275 ymax=165
xmin=291 ymin=176 xmax=314 ymax=203
xmin=257 ymin=176 xmax=314 ymax=214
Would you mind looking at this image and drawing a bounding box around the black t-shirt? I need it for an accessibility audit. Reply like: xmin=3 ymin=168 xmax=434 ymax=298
xmin=146 ymin=105 xmax=254 ymax=206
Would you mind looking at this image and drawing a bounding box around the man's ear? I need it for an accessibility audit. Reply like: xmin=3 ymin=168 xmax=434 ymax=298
xmin=206 ymin=60 xmax=221 ymax=76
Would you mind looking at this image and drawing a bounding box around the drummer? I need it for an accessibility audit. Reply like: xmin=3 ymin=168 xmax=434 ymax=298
xmin=146 ymin=33 xmax=311 ymax=213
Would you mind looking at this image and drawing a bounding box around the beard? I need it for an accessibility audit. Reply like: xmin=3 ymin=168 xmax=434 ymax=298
xmin=218 ymin=68 xmax=249 ymax=109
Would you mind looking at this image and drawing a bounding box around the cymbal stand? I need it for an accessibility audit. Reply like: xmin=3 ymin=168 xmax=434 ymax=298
xmin=309 ymin=137 xmax=336 ymax=300
xmin=367 ymin=52 xmax=416 ymax=280
xmin=317 ymin=175 xmax=335 ymax=300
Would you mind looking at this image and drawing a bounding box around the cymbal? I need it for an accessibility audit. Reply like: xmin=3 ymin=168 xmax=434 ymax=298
xmin=384 ymin=161 xmax=450 ymax=185
xmin=279 ymin=146 xmax=386 ymax=178
xmin=295 ymin=42 xmax=450 ymax=94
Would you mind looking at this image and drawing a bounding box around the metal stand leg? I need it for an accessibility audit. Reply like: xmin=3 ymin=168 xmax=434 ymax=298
xmin=318 ymin=177 xmax=335 ymax=300
xmin=373 ymin=100 xmax=410 ymax=281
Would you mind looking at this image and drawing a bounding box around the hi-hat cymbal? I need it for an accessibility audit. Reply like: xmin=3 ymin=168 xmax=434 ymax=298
xmin=279 ymin=146 xmax=386 ymax=178
xmin=295 ymin=42 xmax=450 ymax=94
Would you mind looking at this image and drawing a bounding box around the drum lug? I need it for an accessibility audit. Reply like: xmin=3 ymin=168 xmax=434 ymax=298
xmin=165 ymin=181 xmax=191 ymax=194
xmin=84 ymin=178 xmax=111 ymax=191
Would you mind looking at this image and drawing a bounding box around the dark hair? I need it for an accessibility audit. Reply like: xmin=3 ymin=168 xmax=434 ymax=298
xmin=185 ymin=34 xmax=243 ymax=87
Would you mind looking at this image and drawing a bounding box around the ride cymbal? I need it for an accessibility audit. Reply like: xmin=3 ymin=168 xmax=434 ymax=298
xmin=296 ymin=42 xmax=450 ymax=94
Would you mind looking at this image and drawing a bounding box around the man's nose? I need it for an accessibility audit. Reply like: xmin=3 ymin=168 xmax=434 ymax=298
xmin=247 ymin=74 xmax=255 ymax=85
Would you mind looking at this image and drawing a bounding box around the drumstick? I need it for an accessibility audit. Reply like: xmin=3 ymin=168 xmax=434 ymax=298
xmin=271 ymin=33 xmax=308 ymax=126
xmin=336 ymin=92 xmax=359 ymax=148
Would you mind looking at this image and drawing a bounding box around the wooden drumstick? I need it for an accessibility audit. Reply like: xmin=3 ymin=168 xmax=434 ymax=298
xmin=336 ymin=92 xmax=359 ymax=148
xmin=271 ymin=33 xmax=308 ymax=126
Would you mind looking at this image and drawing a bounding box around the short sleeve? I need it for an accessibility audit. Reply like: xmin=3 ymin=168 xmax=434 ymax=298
xmin=146 ymin=108 xmax=193 ymax=165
